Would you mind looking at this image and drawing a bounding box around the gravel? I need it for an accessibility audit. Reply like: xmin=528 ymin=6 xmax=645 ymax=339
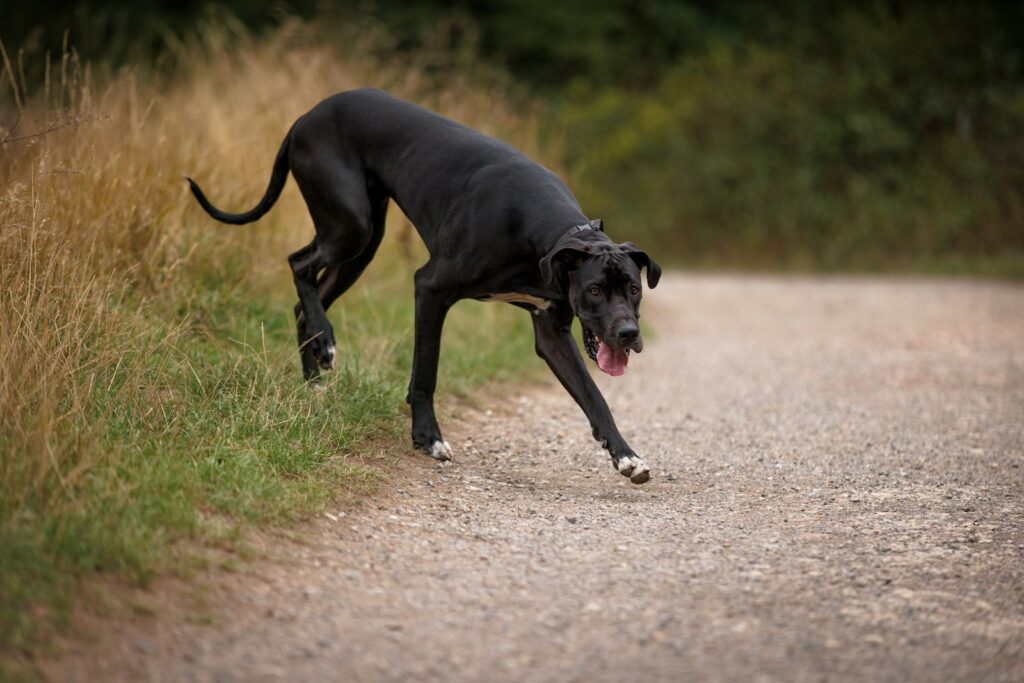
xmin=46 ymin=274 xmax=1024 ymax=682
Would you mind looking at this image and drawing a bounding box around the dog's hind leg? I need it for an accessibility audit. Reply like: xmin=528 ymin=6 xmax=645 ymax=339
xmin=288 ymin=153 xmax=377 ymax=380
xmin=318 ymin=194 xmax=388 ymax=312
xmin=289 ymin=241 xmax=336 ymax=379
xmin=294 ymin=196 xmax=388 ymax=381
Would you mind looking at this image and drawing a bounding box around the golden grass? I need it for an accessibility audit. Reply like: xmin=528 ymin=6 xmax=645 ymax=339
xmin=0 ymin=16 xmax=552 ymax=662
xmin=0 ymin=15 xmax=544 ymax=510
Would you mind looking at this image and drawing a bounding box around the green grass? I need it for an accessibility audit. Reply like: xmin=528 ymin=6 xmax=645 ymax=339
xmin=0 ymin=249 xmax=540 ymax=670
xmin=0 ymin=20 xmax=552 ymax=675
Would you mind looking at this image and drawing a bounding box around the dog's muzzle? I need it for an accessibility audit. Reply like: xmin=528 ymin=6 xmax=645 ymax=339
xmin=582 ymin=326 xmax=642 ymax=376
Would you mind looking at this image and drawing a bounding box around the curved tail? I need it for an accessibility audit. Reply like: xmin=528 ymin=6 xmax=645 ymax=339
xmin=186 ymin=132 xmax=291 ymax=225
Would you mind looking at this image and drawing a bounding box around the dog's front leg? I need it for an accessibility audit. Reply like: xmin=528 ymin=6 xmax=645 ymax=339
xmin=408 ymin=277 xmax=454 ymax=461
xmin=531 ymin=308 xmax=650 ymax=483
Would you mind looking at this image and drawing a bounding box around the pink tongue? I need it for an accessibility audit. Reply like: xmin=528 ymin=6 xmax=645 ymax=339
xmin=597 ymin=340 xmax=628 ymax=376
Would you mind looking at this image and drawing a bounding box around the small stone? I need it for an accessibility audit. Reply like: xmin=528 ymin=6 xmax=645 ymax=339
xmin=566 ymin=516 xmax=578 ymax=524
xmin=133 ymin=638 xmax=154 ymax=654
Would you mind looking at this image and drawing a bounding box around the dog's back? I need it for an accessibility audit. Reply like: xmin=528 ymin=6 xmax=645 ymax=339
xmin=290 ymin=89 xmax=573 ymax=248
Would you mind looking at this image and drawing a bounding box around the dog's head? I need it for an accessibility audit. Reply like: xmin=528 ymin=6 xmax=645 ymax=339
xmin=539 ymin=223 xmax=661 ymax=376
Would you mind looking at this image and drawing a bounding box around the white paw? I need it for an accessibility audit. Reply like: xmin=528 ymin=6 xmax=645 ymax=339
xmin=429 ymin=440 xmax=453 ymax=461
xmin=616 ymin=455 xmax=651 ymax=484
xmin=325 ymin=344 xmax=336 ymax=368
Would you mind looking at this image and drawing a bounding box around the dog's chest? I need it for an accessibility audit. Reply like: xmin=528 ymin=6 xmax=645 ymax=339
xmin=478 ymin=292 xmax=553 ymax=310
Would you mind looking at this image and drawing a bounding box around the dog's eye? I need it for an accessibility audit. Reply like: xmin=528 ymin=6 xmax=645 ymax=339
xmin=630 ymin=285 xmax=640 ymax=296
xmin=589 ymin=286 xmax=602 ymax=297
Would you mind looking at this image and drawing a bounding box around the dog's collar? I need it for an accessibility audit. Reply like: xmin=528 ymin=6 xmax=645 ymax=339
xmin=568 ymin=218 xmax=604 ymax=235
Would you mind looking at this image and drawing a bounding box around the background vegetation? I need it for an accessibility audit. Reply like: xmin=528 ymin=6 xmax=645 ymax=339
xmin=0 ymin=17 xmax=541 ymax=674
xmin=5 ymin=0 xmax=1023 ymax=273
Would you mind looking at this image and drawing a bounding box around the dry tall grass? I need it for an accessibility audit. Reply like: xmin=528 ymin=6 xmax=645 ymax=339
xmin=0 ymin=16 xmax=550 ymax=658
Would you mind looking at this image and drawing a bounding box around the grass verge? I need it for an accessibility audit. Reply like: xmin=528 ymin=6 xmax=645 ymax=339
xmin=0 ymin=17 xmax=545 ymax=674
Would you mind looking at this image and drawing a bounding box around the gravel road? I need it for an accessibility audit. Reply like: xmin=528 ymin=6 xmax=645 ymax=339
xmin=48 ymin=274 xmax=1024 ymax=682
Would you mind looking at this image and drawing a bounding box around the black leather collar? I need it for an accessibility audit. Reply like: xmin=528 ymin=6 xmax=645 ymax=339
xmin=568 ymin=218 xmax=604 ymax=235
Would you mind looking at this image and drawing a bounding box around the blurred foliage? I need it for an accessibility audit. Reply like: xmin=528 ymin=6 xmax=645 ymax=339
xmin=560 ymin=3 xmax=1024 ymax=270
xmin=4 ymin=0 xmax=1023 ymax=273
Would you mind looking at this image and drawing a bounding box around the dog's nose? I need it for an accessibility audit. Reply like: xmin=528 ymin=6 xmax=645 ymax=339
xmin=616 ymin=324 xmax=639 ymax=346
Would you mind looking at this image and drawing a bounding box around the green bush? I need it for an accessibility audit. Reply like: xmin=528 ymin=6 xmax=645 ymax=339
xmin=558 ymin=3 xmax=1024 ymax=272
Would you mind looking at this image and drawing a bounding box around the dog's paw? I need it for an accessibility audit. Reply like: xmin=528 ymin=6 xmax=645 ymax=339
xmin=615 ymin=455 xmax=651 ymax=484
xmin=307 ymin=327 xmax=337 ymax=370
xmin=428 ymin=440 xmax=453 ymax=462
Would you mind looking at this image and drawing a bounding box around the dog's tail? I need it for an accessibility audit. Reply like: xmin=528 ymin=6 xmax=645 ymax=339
xmin=185 ymin=132 xmax=291 ymax=225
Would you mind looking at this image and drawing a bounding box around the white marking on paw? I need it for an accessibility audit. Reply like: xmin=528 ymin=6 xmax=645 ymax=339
xmin=616 ymin=455 xmax=650 ymax=482
xmin=629 ymin=460 xmax=650 ymax=484
xmin=429 ymin=440 xmax=453 ymax=461
xmin=323 ymin=344 xmax=336 ymax=368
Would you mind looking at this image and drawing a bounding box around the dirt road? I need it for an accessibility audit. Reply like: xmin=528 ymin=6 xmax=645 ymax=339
xmin=49 ymin=275 xmax=1024 ymax=682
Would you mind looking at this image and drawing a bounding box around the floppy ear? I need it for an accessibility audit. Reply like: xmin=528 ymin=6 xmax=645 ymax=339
xmin=539 ymin=236 xmax=594 ymax=291
xmin=619 ymin=242 xmax=662 ymax=288
xmin=539 ymin=247 xmax=583 ymax=291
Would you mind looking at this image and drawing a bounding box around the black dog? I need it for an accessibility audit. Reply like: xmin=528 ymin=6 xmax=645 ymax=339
xmin=187 ymin=89 xmax=660 ymax=484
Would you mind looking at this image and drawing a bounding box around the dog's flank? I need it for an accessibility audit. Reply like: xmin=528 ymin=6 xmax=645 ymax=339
xmin=186 ymin=88 xmax=661 ymax=484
